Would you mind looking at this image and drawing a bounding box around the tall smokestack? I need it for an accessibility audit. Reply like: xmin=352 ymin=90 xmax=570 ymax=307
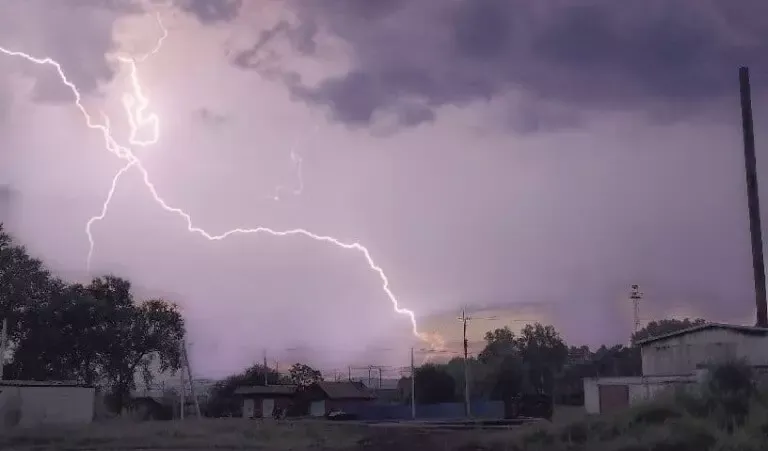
xmin=739 ymin=67 xmax=768 ymax=328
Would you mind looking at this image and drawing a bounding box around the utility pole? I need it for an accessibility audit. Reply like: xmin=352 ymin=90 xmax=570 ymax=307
xmin=458 ymin=308 xmax=471 ymax=418
xmin=410 ymin=347 xmax=416 ymax=420
xmin=179 ymin=341 xmax=186 ymax=420
xmin=456 ymin=308 xmax=498 ymax=418
xmin=263 ymin=350 xmax=269 ymax=386
xmin=630 ymin=285 xmax=643 ymax=339
xmin=182 ymin=339 xmax=202 ymax=419
xmin=739 ymin=66 xmax=768 ymax=328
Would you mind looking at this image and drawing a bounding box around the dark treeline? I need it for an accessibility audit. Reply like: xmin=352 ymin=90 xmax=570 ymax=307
xmin=409 ymin=320 xmax=707 ymax=407
xmin=0 ymin=224 xmax=184 ymax=413
xmin=2 ymin=223 xmax=706 ymax=416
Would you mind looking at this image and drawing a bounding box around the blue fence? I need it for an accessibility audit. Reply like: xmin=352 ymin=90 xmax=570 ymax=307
xmin=352 ymin=400 xmax=504 ymax=421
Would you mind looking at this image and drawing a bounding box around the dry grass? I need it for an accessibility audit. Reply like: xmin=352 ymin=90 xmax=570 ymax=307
xmin=0 ymin=418 xmax=523 ymax=451
xmin=0 ymin=419 xmax=371 ymax=450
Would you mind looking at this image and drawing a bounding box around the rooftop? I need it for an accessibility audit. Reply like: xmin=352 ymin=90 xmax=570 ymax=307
xmin=233 ymin=385 xmax=297 ymax=396
xmin=0 ymin=380 xmax=92 ymax=388
xmin=635 ymin=322 xmax=768 ymax=346
xmin=314 ymin=381 xmax=376 ymax=400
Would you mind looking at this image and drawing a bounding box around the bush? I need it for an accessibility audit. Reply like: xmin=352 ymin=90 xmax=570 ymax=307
xmin=626 ymin=402 xmax=684 ymax=425
xmin=703 ymin=361 xmax=757 ymax=430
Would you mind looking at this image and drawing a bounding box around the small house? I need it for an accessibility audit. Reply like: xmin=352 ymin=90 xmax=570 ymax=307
xmin=0 ymin=380 xmax=95 ymax=428
xmin=583 ymin=323 xmax=768 ymax=414
xmin=234 ymin=385 xmax=297 ymax=418
xmin=302 ymin=381 xmax=376 ymax=416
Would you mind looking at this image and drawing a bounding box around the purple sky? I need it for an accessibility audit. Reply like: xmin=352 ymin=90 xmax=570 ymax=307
xmin=1 ymin=0 xmax=767 ymax=378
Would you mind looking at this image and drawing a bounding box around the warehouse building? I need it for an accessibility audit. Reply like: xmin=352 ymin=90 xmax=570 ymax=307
xmin=235 ymin=385 xmax=297 ymax=418
xmin=584 ymin=323 xmax=768 ymax=414
xmin=0 ymin=380 xmax=95 ymax=427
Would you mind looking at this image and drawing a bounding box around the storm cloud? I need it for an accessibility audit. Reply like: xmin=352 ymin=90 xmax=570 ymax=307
xmin=233 ymin=0 xmax=768 ymax=129
xmin=0 ymin=0 xmax=146 ymax=104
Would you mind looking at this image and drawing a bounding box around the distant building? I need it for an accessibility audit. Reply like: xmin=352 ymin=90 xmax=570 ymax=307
xmin=584 ymin=323 xmax=768 ymax=414
xmin=234 ymin=385 xmax=297 ymax=418
xmin=0 ymin=380 xmax=95 ymax=428
xmin=302 ymin=381 xmax=376 ymax=417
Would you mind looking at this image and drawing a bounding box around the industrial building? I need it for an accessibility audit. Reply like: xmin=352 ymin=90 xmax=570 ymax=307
xmin=234 ymin=381 xmax=377 ymax=418
xmin=235 ymin=385 xmax=297 ymax=418
xmin=303 ymin=381 xmax=376 ymax=417
xmin=583 ymin=323 xmax=768 ymax=414
xmin=0 ymin=380 xmax=95 ymax=427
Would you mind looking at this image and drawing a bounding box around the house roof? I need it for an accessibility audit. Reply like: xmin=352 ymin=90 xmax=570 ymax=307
xmin=314 ymin=381 xmax=376 ymax=400
xmin=635 ymin=322 xmax=768 ymax=346
xmin=233 ymin=385 xmax=297 ymax=396
xmin=0 ymin=380 xmax=92 ymax=388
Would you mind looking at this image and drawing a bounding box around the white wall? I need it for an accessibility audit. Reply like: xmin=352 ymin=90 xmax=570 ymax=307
xmin=0 ymin=385 xmax=94 ymax=428
xmin=641 ymin=329 xmax=768 ymax=376
xmin=583 ymin=376 xmax=697 ymax=414
xmin=583 ymin=378 xmax=599 ymax=414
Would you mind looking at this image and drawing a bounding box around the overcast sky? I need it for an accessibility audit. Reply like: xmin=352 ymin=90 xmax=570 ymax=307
xmin=1 ymin=0 xmax=767 ymax=378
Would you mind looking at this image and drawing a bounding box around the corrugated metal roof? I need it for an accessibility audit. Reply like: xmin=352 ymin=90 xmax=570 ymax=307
xmin=0 ymin=380 xmax=92 ymax=388
xmin=636 ymin=322 xmax=768 ymax=346
xmin=315 ymin=381 xmax=376 ymax=400
xmin=233 ymin=385 xmax=297 ymax=396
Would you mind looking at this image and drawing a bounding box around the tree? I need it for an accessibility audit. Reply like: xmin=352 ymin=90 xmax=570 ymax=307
xmin=515 ymin=323 xmax=568 ymax=394
xmin=479 ymin=326 xmax=518 ymax=363
xmin=414 ymin=364 xmax=455 ymax=404
xmin=88 ymin=276 xmax=185 ymax=413
xmin=444 ymin=357 xmax=496 ymax=400
xmin=476 ymin=327 xmax=527 ymax=400
xmin=289 ymin=363 xmax=323 ymax=388
xmin=0 ymin=224 xmax=57 ymax=343
xmin=631 ymin=318 xmax=706 ymax=344
xmin=7 ymin=282 xmax=103 ymax=383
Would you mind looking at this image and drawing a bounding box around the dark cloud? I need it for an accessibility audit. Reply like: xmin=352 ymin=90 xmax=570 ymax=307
xmin=233 ymin=0 xmax=768 ymax=129
xmin=0 ymin=0 xmax=143 ymax=104
xmin=173 ymin=0 xmax=243 ymax=24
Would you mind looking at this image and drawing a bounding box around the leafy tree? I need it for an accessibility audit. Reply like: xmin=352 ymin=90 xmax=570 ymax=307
xmin=632 ymin=318 xmax=706 ymax=344
xmin=444 ymin=356 xmax=496 ymax=400
xmin=0 ymin=225 xmax=189 ymax=415
xmin=592 ymin=344 xmax=641 ymax=377
xmin=88 ymin=276 xmax=184 ymax=413
xmin=515 ymin=323 xmax=568 ymax=394
xmin=475 ymin=327 xmax=528 ymax=400
xmin=289 ymin=363 xmax=323 ymax=387
xmin=414 ymin=363 xmax=456 ymax=404
xmin=479 ymin=326 xmax=518 ymax=363
xmin=0 ymin=224 xmax=57 ymax=343
xmin=203 ymin=364 xmax=280 ymax=417
xmin=7 ymin=282 xmax=103 ymax=383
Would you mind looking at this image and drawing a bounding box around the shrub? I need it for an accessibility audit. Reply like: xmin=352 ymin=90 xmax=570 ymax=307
xmin=703 ymin=361 xmax=757 ymax=430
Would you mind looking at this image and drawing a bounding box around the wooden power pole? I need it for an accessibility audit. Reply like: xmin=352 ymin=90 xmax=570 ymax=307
xmin=739 ymin=67 xmax=768 ymax=327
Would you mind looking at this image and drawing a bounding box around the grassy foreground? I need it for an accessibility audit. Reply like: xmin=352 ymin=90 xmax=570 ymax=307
xmin=3 ymin=363 xmax=767 ymax=450
xmin=0 ymin=418 xmax=515 ymax=451
xmin=0 ymin=402 xmax=766 ymax=451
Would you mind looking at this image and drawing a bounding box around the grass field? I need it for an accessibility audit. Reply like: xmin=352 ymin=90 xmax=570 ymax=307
xmin=0 ymin=418 xmax=526 ymax=451
xmin=2 ymin=390 xmax=766 ymax=451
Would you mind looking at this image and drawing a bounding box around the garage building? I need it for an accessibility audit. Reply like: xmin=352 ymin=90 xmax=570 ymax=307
xmin=583 ymin=323 xmax=768 ymax=414
xmin=303 ymin=381 xmax=376 ymax=417
xmin=0 ymin=380 xmax=95 ymax=428
xmin=235 ymin=385 xmax=297 ymax=418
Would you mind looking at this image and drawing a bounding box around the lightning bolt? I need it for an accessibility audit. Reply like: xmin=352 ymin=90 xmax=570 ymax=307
xmin=0 ymin=14 xmax=443 ymax=348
